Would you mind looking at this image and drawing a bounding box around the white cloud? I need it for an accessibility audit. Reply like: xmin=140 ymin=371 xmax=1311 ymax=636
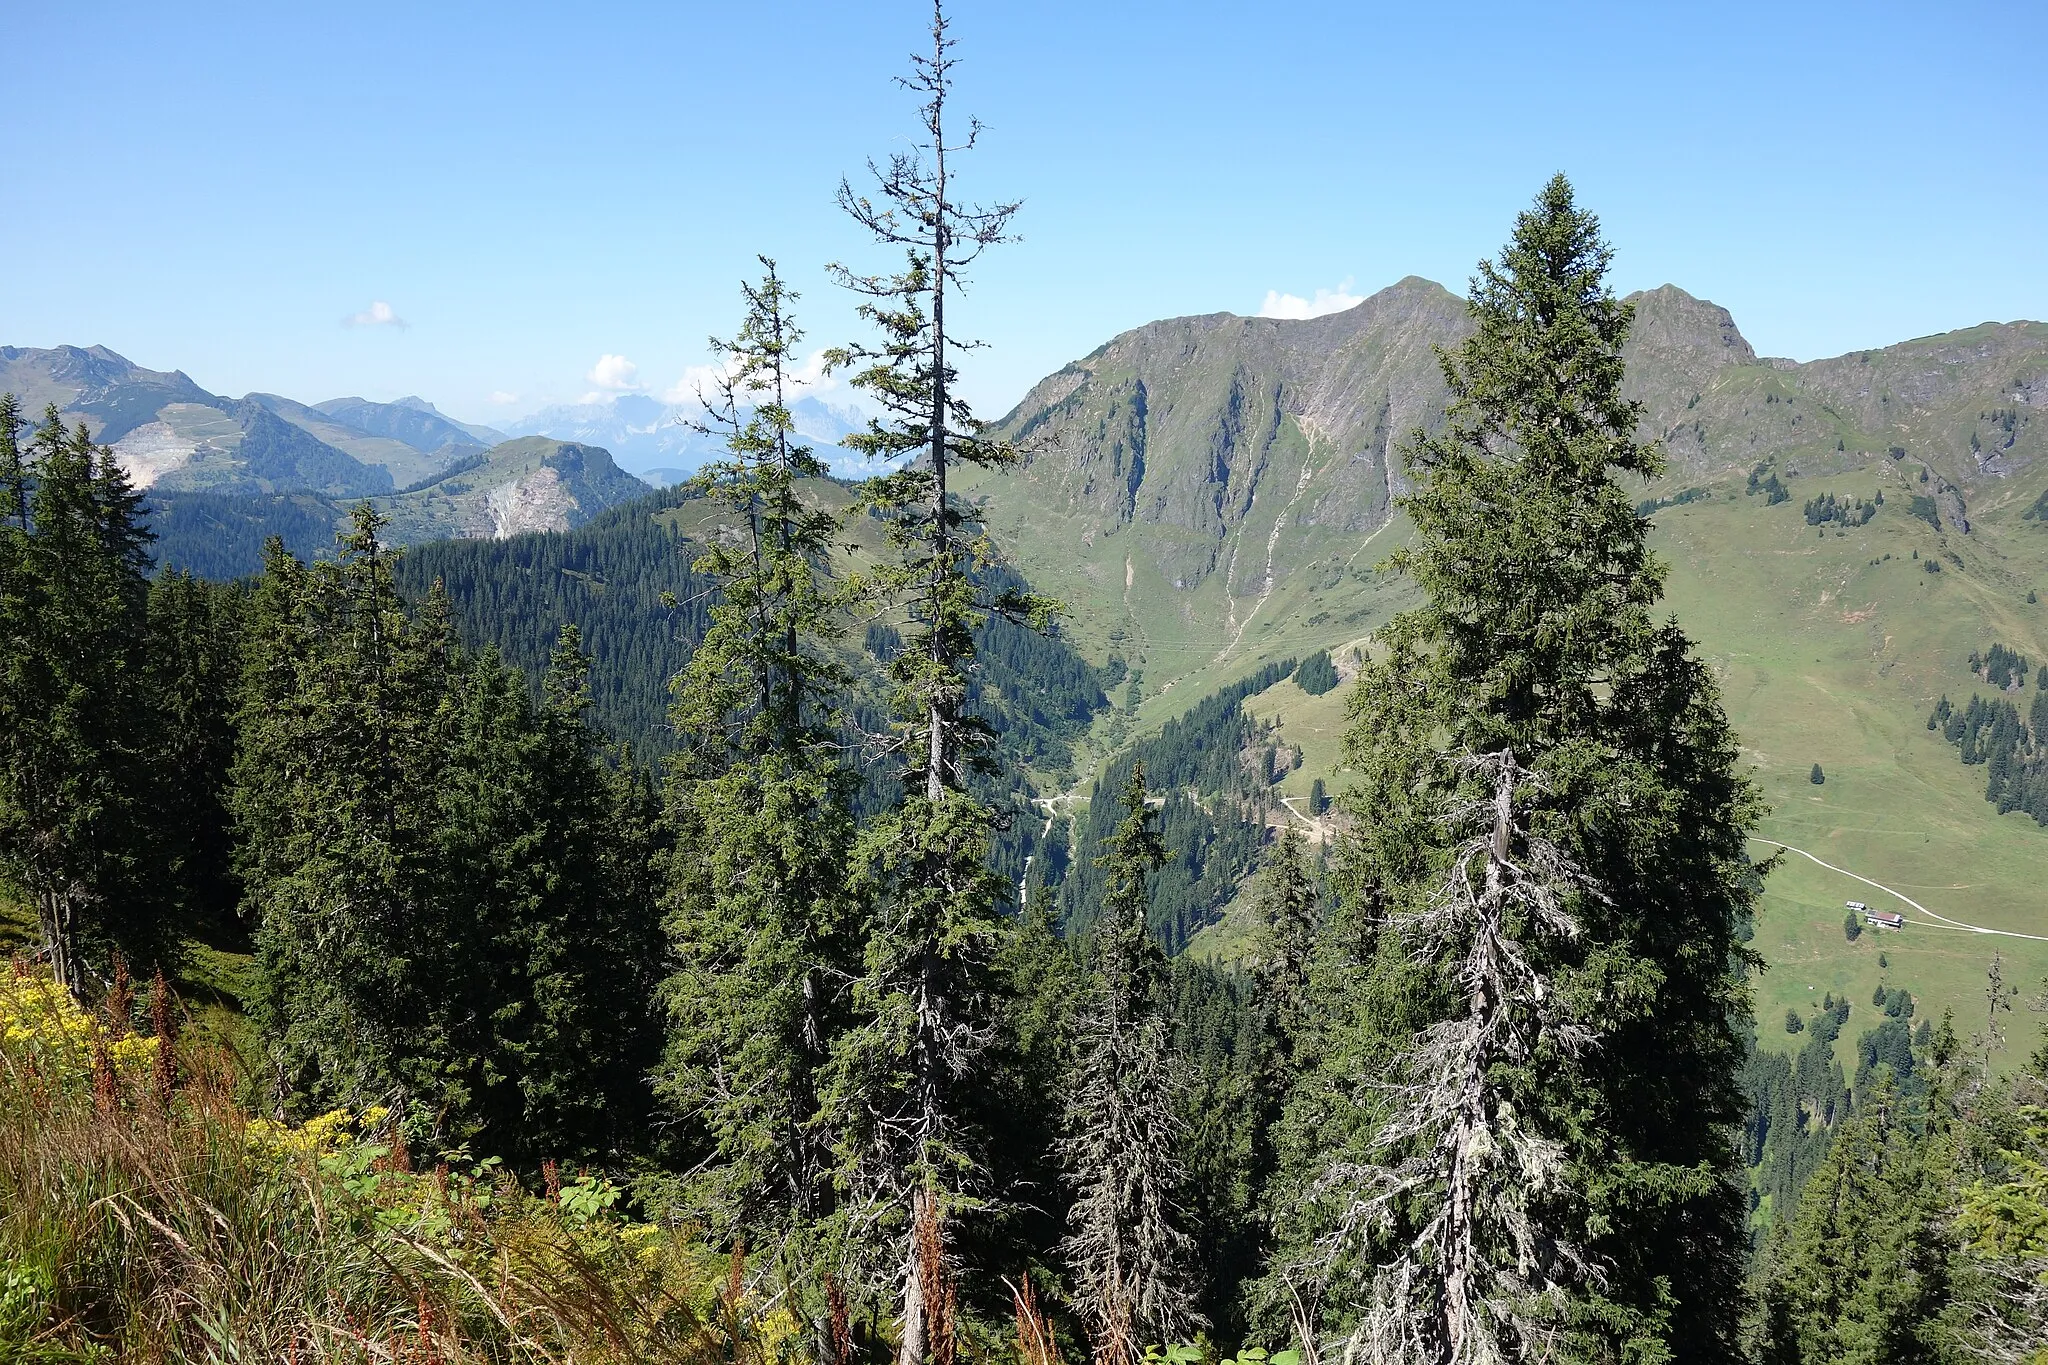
xmin=585 ymin=353 xmax=644 ymax=395
xmin=343 ymin=300 xmax=408 ymax=329
xmin=488 ymin=390 xmax=520 ymax=405
xmin=1256 ymin=278 xmax=1365 ymax=320
xmin=658 ymin=347 xmax=847 ymax=407
xmin=661 ymin=360 xmax=735 ymax=407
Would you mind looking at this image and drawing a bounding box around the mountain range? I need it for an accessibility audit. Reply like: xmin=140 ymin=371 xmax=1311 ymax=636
xmin=974 ymin=277 xmax=2045 ymax=692
xmin=500 ymin=391 xmax=872 ymax=486
xmin=962 ymin=276 xmax=2048 ymax=1052
xmin=8 ymin=281 xmax=2048 ymax=1045
xmin=0 ymin=345 xmax=650 ymax=560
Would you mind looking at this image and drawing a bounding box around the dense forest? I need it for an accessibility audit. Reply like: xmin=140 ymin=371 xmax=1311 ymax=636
xmin=3 ymin=20 xmax=2047 ymax=1359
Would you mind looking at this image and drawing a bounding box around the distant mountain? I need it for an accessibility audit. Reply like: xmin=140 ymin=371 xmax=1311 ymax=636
xmin=978 ymin=278 xmax=2048 ymax=1039
xmin=375 ymin=436 xmax=648 ymax=543
xmin=502 ymin=393 xmax=873 ymax=480
xmin=314 ymin=395 xmax=505 ymax=453
xmin=0 ymin=344 xmax=653 ymax=569
xmin=148 ymin=436 xmax=650 ymax=578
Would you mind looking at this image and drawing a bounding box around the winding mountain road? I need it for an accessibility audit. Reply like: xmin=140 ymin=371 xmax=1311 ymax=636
xmin=1755 ymin=838 xmax=2048 ymax=944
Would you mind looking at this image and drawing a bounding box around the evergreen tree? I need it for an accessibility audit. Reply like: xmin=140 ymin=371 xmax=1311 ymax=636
xmin=234 ymin=510 xmax=660 ymax=1157
xmin=1061 ymin=765 xmax=1202 ymax=1363
xmin=1251 ymin=825 xmax=1318 ymax=1101
xmin=143 ymin=569 xmax=247 ymax=933
xmin=657 ymin=263 xmax=863 ymax=1265
xmin=818 ymin=5 xmax=1052 ymax=1358
xmin=0 ymin=405 xmax=163 ymax=997
xmin=234 ymin=507 xmax=452 ymax=1112
xmin=1273 ymin=178 xmax=1763 ymax=1362
xmin=1753 ymin=1074 xmax=1957 ymax=1364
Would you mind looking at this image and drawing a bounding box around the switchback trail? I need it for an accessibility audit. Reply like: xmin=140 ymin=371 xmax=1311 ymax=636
xmin=1754 ymin=837 xmax=2048 ymax=944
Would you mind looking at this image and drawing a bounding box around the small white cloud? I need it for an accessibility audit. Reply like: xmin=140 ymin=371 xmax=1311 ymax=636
xmin=585 ymin=353 xmax=643 ymax=392
xmin=343 ymin=300 xmax=408 ymax=329
xmin=1256 ymin=278 xmax=1365 ymax=320
xmin=659 ymin=347 xmax=847 ymax=407
xmin=488 ymin=390 xmax=520 ymax=406
xmin=661 ymin=360 xmax=736 ymax=407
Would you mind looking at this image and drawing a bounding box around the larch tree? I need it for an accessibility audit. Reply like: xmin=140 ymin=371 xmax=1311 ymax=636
xmin=1061 ymin=764 xmax=1202 ymax=1365
xmin=1275 ymin=176 xmax=1764 ymax=1364
xmin=819 ymin=4 xmax=1054 ymax=1361
xmin=658 ymin=262 xmax=863 ymax=1275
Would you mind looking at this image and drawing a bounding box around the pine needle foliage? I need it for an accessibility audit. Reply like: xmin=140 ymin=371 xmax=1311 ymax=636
xmin=1061 ymin=764 xmax=1203 ymax=1365
xmin=1281 ymin=176 xmax=1765 ymax=1364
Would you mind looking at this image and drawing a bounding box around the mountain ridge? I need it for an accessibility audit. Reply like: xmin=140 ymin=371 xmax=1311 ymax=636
xmin=0 ymin=345 xmax=652 ymax=553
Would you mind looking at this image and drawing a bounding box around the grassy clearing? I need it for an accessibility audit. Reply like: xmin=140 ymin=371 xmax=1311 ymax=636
xmin=1647 ymin=466 xmax=2048 ymax=1062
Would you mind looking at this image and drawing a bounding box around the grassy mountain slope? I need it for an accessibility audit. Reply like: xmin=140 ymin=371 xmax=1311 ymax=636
xmin=250 ymin=392 xmax=485 ymax=488
xmin=146 ymin=437 xmax=652 ymax=577
xmin=978 ymin=279 xmax=2048 ymax=1054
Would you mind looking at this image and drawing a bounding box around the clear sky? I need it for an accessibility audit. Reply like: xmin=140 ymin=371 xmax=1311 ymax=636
xmin=4 ymin=0 xmax=2043 ymax=425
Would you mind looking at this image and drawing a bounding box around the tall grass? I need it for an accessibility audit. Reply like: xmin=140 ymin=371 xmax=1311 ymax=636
xmin=0 ymin=963 xmax=756 ymax=1362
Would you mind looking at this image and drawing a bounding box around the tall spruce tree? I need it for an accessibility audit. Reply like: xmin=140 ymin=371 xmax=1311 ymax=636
xmin=1061 ymin=764 xmax=1202 ymax=1364
xmin=234 ymin=507 xmax=451 ymax=1112
xmin=1272 ymin=177 xmax=1763 ymax=1363
xmin=143 ymin=569 xmax=247 ymax=934
xmin=657 ymin=263 xmax=863 ymax=1266
xmin=820 ymin=5 xmax=1054 ymax=1359
xmin=0 ymin=405 xmax=163 ymax=997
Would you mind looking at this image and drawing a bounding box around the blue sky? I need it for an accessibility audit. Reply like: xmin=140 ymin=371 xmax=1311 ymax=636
xmin=4 ymin=0 xmax=2043 ymax=425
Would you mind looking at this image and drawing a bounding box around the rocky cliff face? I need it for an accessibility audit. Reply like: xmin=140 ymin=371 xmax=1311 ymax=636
xmin=380 ymin=437 xmax=648 ymax=543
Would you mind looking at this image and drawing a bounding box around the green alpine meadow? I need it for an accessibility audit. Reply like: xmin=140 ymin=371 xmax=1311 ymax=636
xmin=4 ymin=3 xmax=2047 ymax=1361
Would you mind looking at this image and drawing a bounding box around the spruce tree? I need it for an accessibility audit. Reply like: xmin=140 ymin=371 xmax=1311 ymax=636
xmin=234 ymin=506 xmax=448 ymax=1112
xmin=1061 ymin=764 xmax=1202 ymax=1363
xmin=1251 ymin=824 xmax=1318 ymax=1099
xmin=1753 ymin=1074 xmax=1957 ymax=1364
xmin=819 ymin=5 xmax=1053 ymax=1359
xmin=657 ymin=262 xmax=862 ymax=1263
xmin=0 ymin=406 xmax=162 ymax=997
xmin=143 ymin=569 xmax=247 ymax=933
xmin=237 ymin=514 xmax=664 ymax=1156
xmin=1274 ymin=177 xmax=1764 ymax=1362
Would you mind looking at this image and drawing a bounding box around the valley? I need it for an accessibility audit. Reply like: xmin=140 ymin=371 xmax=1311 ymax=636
xmin=958 ymin=277 xmax=2048 ymax=1060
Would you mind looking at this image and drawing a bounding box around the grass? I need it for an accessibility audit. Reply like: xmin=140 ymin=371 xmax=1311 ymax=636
xmin=1647 ymin=467 xmax=2048 ymax=1068
xmin=1161 ymin=457 xmax=2048 ymax=1051
xmin=0 ymin=965 xmax=769 ymax=1362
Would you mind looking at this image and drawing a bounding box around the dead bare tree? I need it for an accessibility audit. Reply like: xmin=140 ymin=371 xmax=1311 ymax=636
xmin=1313 ymin=750 xmax=1604 ymax=1365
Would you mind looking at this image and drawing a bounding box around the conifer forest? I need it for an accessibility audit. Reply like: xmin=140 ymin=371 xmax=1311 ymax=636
xmin=4 ymin=5 xmax=2048 ymax=1363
